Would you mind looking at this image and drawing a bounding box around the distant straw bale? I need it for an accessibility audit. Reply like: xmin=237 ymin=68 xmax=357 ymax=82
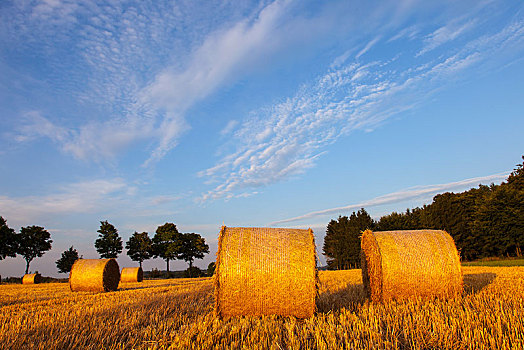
xmin=22 ymin=273 xmax=42 ymax=284
xmin=215 ymin=226 xmax=317 ymax=318
xmin=361 ymin=229 xmax=463 ymax=302
xmin=69 ymin=259 xmax=120 ymax=292
xmin=120 ymin=267 xmax=143 ymax=283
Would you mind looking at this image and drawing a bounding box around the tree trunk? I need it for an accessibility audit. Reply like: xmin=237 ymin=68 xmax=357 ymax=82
xmin=166 ymin=259 xmax=170 ymax=273
xmin=25 ymin=259 xmax=30 ymax=274
xmin=139 ymin=260 xmax=142 ymax=268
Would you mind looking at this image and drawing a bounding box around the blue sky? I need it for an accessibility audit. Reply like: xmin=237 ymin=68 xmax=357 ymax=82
xmin=1 ymin=0 xmax=523 ymax=277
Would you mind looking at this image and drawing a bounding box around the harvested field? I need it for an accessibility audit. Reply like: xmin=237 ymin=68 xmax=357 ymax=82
xmin=1 ymin=267 xmax=523 ymax=349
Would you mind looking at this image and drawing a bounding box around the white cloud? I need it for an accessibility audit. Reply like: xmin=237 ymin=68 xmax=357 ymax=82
xmin=198 ymin=17 xmax=524 ymax=201
xmin=15 ymin=111 xmax=69 ymax=143
xmin=149 ymin=195 xmax=182 ymax=206
xmin=0 ymin=178 xmax=128 ymax=223
xmin=220 ymin=120 xmax=239 ymax=136
xmin=15 ymin=112 xmax=157 ymax=162
xmin=140 ymin=0 xmax=297 ymax=165
xmin=269 ymin=172 xmax=510 ymax=225
xmin=356 ymin=36 xmax=381 ymax=59
xmin=388 ymin=25 xmax=420 ymax=42
xmin=417 ymin=19 xmax=475 ymax=56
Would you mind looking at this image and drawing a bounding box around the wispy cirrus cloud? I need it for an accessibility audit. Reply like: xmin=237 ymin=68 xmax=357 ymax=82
xmin=0 ymin=178 xmax=128 ymax=224
xmin=0 ymin=177 xmax=186 ymax=226
xmin=417 ymin=19 xmax=476 ymax=56
xmin=199 ymin=15 xmax=524 ymax=201
xmin=270 ymin=172 xmax=510 ymax=225
xmin=5 ymin=1 xmax=275 ymax=164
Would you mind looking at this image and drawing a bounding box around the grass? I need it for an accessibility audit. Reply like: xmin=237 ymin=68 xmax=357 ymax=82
xmin=1 ymin=267 xmax=523 ymax=349
xmin=462 ymin=258 xmax=524 ymax=267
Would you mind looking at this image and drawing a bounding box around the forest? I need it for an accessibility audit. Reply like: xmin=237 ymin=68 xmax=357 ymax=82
xmin=323 ymin=156 xmax=524 ymax=269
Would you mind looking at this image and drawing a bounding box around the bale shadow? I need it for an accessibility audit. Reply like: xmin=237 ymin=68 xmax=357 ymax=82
xmin=463 ymin=273 xmax=497 ymax=294
xmin=317 ymin=283 xmax=366 ymax=313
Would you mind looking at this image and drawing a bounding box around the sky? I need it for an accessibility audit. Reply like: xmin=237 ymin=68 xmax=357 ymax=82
xmin=1 ymin=0 xmax=523 ymax=277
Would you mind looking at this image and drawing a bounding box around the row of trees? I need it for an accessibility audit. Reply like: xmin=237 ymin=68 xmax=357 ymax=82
xmin=323 ymin=156 xmax=524 ymax=269
xmin=94 ymin=221 xmax=210 ymax=274
xmin=1 ymin=218 xmax=209 ymax=276
xmin=0 ymin=221 xmax=52 ymax=274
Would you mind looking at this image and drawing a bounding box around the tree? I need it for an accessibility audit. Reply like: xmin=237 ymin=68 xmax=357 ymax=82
xmin=472 ymin=158 xmax=524 ymax=258
xmin=17 ymin=225 xmax=53 ymax=274
xmin=56 ymin=246 xmax=80 ymax=274
xmin=152 ymin=223 xmax=182 ymax=273
xmin=0 ymin=216 xmax=18 ymax=260
xmin=94 ymin=221 xmax=123 ymax=259
xmin=207 ymin=262 xmax=216 ymax=276
xmin=179 ymin=233 xmax=209 ymax=276
xmin=323 ymin=209 xmax=375 ymax=270
xmin=126 ymin=231 xmax=153 ymax=268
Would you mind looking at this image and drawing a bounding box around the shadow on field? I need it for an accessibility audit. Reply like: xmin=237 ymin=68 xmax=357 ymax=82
xmin=317 ymin=283 xmax=366 ymax=313
xmin=463 ymin=273 xmax=497 ymax=294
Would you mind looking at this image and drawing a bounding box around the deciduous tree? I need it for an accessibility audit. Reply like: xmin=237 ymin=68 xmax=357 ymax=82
xmin=179 ymin=233 xmax=209 ymax=276
xmin=0 ymin=216 xmax=17 ymax=260
xmin=18 ymin=225 xmax=52 ymax=274
xmin=323 ymin=209 xmax=375 ymax=270
xmin=152 ymin=223 xmax=182 ymax=273
xmin=94 ymin=221 xmax=123 ymax=259
xmin=56 ymin=246 xmax=80 ymax=274
xmin=126 ymin=231 xmax=153 ymax=268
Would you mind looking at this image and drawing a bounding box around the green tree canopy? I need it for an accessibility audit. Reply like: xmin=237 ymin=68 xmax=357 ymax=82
xmin=0 ymin=216 xmax=18 ymax=260
xmin=207 ymin=262 xmax=216 ymax=276
xmin=152 ymin=223 xmax=182 ymax=272
xmin=179 ymin=233 xmax=209 ymax=275
xmin=56 ymin=246 xmax=80 ymax=274
xmin=323 ymin=208 xmax=375 ymax=270
xmin=94 ymin=220 xmax=122 ymax=259
xmin=17 ymin=225 xmax=53 ymax=274
xmin=126 ymin=231 xmax=153 ymax=268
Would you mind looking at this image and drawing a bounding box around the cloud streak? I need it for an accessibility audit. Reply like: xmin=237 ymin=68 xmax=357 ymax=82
xmin=270 ymin=172 xmax=510 ymax=225
xmin=198 ymin=15 xmax=524 ymax=201
xmin=0 ymin=178 xmax=128 ymax=223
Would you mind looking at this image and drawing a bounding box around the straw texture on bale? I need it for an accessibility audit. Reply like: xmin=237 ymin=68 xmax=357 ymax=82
xmin=215 ymin=226 xmax=317 ymax=318
xmin=120 ymin=267 xmax=143 ymax=283
xmin=361 ymin=229 xmax=463 ymax=302
xmin=22 ymin=273 xmax=42 ymax=284
xmin=69 ymin=259 xmax=120 ymax=292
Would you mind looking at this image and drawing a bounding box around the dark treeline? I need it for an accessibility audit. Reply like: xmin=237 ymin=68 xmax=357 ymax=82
xmin=323 ymin=156 xmax=524 ymax=269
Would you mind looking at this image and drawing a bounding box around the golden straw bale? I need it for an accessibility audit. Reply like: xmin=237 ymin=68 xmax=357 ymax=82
xmin=361 ymin=229 xmax=463 ymax=302
xmin=69 ymin=259 xmax=120 ymax=292
xmin=215 ymin=226 xmax=317 ymax=318
xmin=120 ymin=267 xmax=143 ymax=283
xmin=22 ymin=273 xmax=42 ymax=284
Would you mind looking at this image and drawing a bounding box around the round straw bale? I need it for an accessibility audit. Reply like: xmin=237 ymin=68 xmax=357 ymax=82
xmin=361 ymin=229 xmax=463 ymax=302
xmin=215 ymin=226 xmax=318 ymax=318
xmin=22 ymin=273 xmax=42 ymax=284
xmin=69 ymin=259 xmax=120 ymax=292
xmin=120 ymin=267 xmax=143 ymax=283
